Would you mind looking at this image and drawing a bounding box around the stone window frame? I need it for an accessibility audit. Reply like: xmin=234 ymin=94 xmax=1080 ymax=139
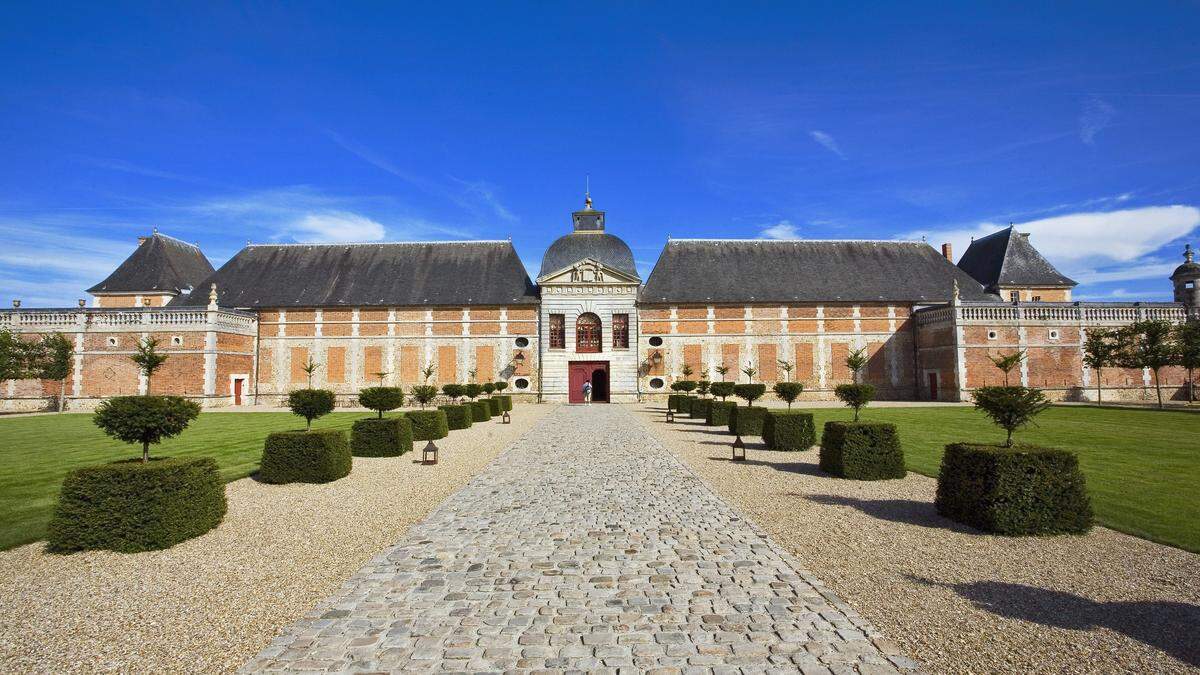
xmin=612 ymin=313 xmax=629 ymax=350
xmin=1048 ymin=329 xmax=1060 ymax=341
xmin=549 ymin=314 xmax=565 ymax=349
xmin=987 ymin=330 xmax=998 ymax=340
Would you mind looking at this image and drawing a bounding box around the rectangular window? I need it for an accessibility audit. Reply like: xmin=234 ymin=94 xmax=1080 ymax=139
xmin=1032 ymin=295 xmax=1042 ymax=302
xmin=1009 ymin=291 xmax=1020 ymax=302
xmin=549 ymin=313 xmax=565 ymax=349
xmin=612 ymin=314 xmax=629 ymax=349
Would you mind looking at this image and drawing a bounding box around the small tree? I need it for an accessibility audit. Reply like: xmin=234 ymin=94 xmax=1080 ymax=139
xmin=482 ymin=382 xmax=496 ymax=396
xmin=38 ymin=333 xmax=73 ymax=412
xmin=442 ymin=383 xmax=464 ymax=402
xmin=741 ymin=364 xmax=757 ymax=382
xmin=1120 ymin=320 xmax=1178 ymax=409
xmin=777 ymin=359 xmax=794 ymax=381
xmin=1176 ymin=321 xmax=1200 ymax=403
xmin=681 ymin=364 xmax=694 ymax=379
xmin=373 ymin=371 xmax=390 ymax=387
xmin=467 ymin=367 xmax=477 ymax=382
xmin=987 ymin=350 xmax=1025 ymax=387
xmin=0 ymin=330 xmax=29 ymax=381
xmin=464 ymin=383 xmax=483 ymax=400
xmin=677 ymin=380 xmax=697 ymax=394
xmin=845 ymin=347 xmax=868 ymax=382
xmin=93 ymin=395 xmax=201 ymax=462
xmin=131 ymin=337 xmax=169 ymax=390
xmin=773 ymin=382 xmax=803 ymax=409
xmin=733 ymin=383 xmax=766 ymax=406
xmin=715 ymin=365 xmax=730 ymax=381
xmin=710 ymin=381 xmax=735 ymax=401
xmin=494 ymin=381 xmax=508 ymax=394
xmin=299 ymin=357 xmax=320 ymax=388
xmin=834 ymin=384 xmax=875 ymax=421
xmin=972 ymin=386 xmax=1051 ymax=447
xmin=358 ymin=387 xmax=404 ymax=418
xmin=696 ymin=380 xmax=711 ymax=397
xmin=410 ymin=384 xmax=438 ymax=409
xmin=1082 ymin=328 xmax=1120 ymax=405
xmin=288 ymin=389 xmax=336 ymax=430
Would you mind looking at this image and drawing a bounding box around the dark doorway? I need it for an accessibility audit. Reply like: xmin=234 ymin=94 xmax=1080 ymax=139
xmin=568 ymin=361 xmax=609 ymax=403
xmin=233 ymin=378 xmax=244 ymax=406
xmin=591 ymin=367 xmax=609 ymax=402
xmin=927 ymin=372 xmax=939 ymax=401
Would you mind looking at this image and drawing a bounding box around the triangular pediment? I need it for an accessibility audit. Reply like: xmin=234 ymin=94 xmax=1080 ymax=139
xmin=537 ymin=257 xmax=640 ymax=285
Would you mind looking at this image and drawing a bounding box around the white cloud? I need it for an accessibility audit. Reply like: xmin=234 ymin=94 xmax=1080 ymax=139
xmin=906 ymin=205 xmax=1199 ymax=269
xmin=290 ymin=212 xmax=387 ymax=243
xmin=759 ymin=220 xmax=801 ymax=239
xmin=809 ymin=130 xmax=846 ymax=159
xmin=1079 ymin=97 xmax=1116 ymax=145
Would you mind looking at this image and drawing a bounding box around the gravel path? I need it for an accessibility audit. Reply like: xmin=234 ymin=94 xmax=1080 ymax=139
xmin=242 ymin=403 xmax=917 ymax=673
xmin=0 ymin=404 xmax=552 ymax=674
xmin=634 ymin=404 xmax=1200 ymax=674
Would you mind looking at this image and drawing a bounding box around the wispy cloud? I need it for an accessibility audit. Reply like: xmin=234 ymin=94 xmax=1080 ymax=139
xmin=1079 ymin=96 xmax=1116 ymax=145
xmin=809 ymin=130 xmax=846 ymax=159
xmin=759 ymin=220 xmax=801 ymax=239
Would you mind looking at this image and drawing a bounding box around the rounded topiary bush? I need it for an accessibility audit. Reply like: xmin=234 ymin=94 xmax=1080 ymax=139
xmin=470 ymin=400 xmax=491 ymax=422
xmin=763 ymin=410 xmax=816 ymax=451
xmin=727 ymin=405 xmax=767 ymax=436
xmin=439 ymin=404 xmax=474 ymax=430
xmin=407 ymin=409 xmax=449 ymax=441
xmin=690 ymin=398 xmax=713 ymax=420
xmin=486 ymin=397 xmax=502 ymax=416
xmin=819 ymin=421 xmax=905 ymax=480
xmin=936 ymin=443 xmax=1092 ymax=535
xmin=47 ymin=456 xmax=226 ymax=553
xmin=710 ymin=382 xmax=736 ymax=401
xmin=287 ymin=389 xmax=336 ymax=430
xmin=495 ymin=394 xmax=513 ymax=412
xmin=357 ymin=387 xmax=404 ymax=418
xmin=707 ymin=401 xmax=737 ymax=426
xmin=260 ymin=429 xmax=351 ymax=484
xmin=350 ymin=416 xmax=413 ymax=457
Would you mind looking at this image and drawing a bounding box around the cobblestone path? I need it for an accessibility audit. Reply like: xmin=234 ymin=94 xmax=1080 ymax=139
xmin=242 ymin=404 xmax=916 ymax=673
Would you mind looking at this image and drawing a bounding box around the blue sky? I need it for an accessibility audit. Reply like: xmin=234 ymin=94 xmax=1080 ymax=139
xmin=2 ymin=2 xmax=1199 ymax=306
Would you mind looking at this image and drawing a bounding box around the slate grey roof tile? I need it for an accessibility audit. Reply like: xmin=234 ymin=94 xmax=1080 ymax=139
xmin=87 ymin=233 xmax=214 ymax=295
xmin=956 ymin=226 xmax=1076 ymax=290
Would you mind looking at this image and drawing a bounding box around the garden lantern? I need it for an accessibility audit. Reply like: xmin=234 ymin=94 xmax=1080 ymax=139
xmin=732 ymin=435 xmax=746 ymax=461
xmin=422 ymin=439 xmax=438 ymax=465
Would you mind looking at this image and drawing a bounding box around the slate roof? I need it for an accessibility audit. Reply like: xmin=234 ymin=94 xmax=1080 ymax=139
xmin=956 ymin=226 xmax=1076 ymax=290
xmin=87 ymin=233 xmax=214 ymax=295
xmin=640 ymin=239 xmax=995 ymax=304
xmin=171 ymin=241 xmax=538 ymax=308
xmin=538 ymin=231 xmax=639 ymax=280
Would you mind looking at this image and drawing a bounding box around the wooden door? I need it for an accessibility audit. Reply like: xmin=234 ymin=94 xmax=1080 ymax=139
xmin=927 ymin=372 xmax=938 ymax=401
xmin=568 ymin=363 xmax=589 ymax=403
xmin=233 ymin=378 xmax=244 ymax=405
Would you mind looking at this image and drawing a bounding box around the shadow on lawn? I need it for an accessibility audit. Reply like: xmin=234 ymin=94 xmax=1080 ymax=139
xmin=908 ymin=575 xmax=1200 ymax=667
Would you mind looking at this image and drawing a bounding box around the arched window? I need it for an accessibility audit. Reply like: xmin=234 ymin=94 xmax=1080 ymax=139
xmin=576 ymin=313 xmax=602 ymax=353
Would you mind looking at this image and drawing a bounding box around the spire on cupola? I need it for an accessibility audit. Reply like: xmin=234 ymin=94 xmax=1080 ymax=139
xmin=572 ymin=180 xmax=605 ymax=232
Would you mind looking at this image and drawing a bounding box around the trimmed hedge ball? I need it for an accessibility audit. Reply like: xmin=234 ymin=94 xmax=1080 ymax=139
xmin=439 ymin=404 xmax=474 ymax=430
xmin=690 ymin=398 xmax=713 ymax=420
xmin=407 ymin=409 xmax=450 ymax=441
xmin=763 ymin=410 xmax=816 ymax=451
xmin=707 ymin=401 xmax=737 ymax=426
xmin=470 ymin=400 xmax=491 ymax=422
xmin=819 ymin=421 xmax=905 ymax=480
xmin=260 ymin=429 xmax=352 ymax=484
xmin=936 ymin=443 xmax=1093 ymax=535
xmin=496 ymin=394 xmax=513 ymax=412
xmin=47 ymin=456 xmax=227 ymax=553
xmin=728 ymin=405 xmax=767 ymax=436
xmin=486 ymin=397 xmax=502 ymax=416
xmin=350 ymin=416 xmax=413 ymax=457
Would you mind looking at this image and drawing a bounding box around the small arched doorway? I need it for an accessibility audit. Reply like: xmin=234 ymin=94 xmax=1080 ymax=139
xmin=590 ymin=367 xmax=609 ymax=402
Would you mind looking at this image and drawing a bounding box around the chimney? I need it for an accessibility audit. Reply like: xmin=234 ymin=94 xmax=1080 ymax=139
xmin=941 ymin=242 xmax=953 ymax=262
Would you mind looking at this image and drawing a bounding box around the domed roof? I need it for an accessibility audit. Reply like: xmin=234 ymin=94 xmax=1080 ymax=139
xmin=539 ymin=231 xmax=638 ymax=280
xmin=1171 ymin=244 xmax=1200 ymax=280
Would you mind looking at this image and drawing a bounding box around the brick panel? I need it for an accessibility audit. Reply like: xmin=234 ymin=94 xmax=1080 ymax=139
xmin=472 ymin=322 xmax=501 ymax=335
xmin=861 ymin=320 xmax=891 ymax=333
xmin=148 ymin=354 xmax=205 ymax=395
xmin=360 ymin=322 xmax=388 ymax=337
xmin=721 ymin=344 xmax=740 ymax=373
xmin=678 ymin=321 xmax=708 ymax=334
xmin=786 ymin=320 xmax=818 ymax=333
xmin=290 ymin=347 xmax=309 ymax=384
xmin=639 ymin=308 xmax=671 ymax=320
xmin=641 ymin=321 xmax=671 ymax=334
xmin=825 ymin=306 xmax=855 ymax=318
xmin=713 ymin=306 xmax=744 ymax=319
xmin=289 ymin=310 xmax=316 ymax=323
xmin=794 ymin=342 xmax=815 ymax=384
xmin=400 ymin=345 xmax=420 ymax=383
xmin=677 ymin=307 xmax=707 ymax=320
xmin=363 ymin=346 xmax=382 ymax=381
xmin=713 ymin=321 xmax=744 ymax=334
xmin=750 ymin=307 xmax=780 ymax=318
xmin=327 ymin=346 xmax=347 ymax=383
xmin=860 ymin=305 xmax=891 ymax=318
xmin=476 ymin=345 xmax=495 ymax=382
xmin=258 ymin=348 xmax=273 ymax=383
xmin=217 ymin=333 xmax=252 ymax=351
xmin=288 ymin=323 xmax=316 ymax=337
xmin=396 ymin=322 xmax=425 ymax=336
xmin=359 ymin=309 xmax=387 ymax=323
xmin=508 ymin=321 xmax=536 ymax=334
xmin=507 ymin=308 xmax=537 ymax=321
xmin=323 ymin=322 xmax=352 ymax=337
xmin=471 ymin=309 xmax=502 ymax=320
xmin=866 ymin=341 xmax=886 ymax=384
xmin=830 ymin=343 xmax=851 ymax=384
xmin=433 ymin=309 xmax=461 ymax=322
xmin=437 ymin=345 xmax=457 ymax=384
xmin=757 ymin=343 xmax=777 ymax=382
xmin=682 ymin=344 xmax=702 ymax=375
xmin=433 ymin=322 xmax=462 ymax=336
xmin=787 ymin=306 xmax=819 ymax=318
xmin=83 ymin=354 xmax=139 ymax=397
xmin=825 ymin=320 xmax=856 ymax=333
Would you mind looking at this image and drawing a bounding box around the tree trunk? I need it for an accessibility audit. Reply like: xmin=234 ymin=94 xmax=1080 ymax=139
xmin=58 ymin=379 xmax=65 ymax=413
xmin=1189 ymin=367 xmax=1195 ymax=403
xmin=1095 ymin=368 xmax=1102 ymax=405
xmin=1153 ymin=369 xmax=1163 ymax=409
xmin=1006 ymin=428 xmax=1013 ymax=447
xmin=142 ymin=440 xmax=150 ymax=462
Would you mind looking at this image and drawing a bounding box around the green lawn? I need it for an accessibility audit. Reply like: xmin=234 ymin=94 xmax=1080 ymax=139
xmin=0 ymin=411 xmax=373 ymax=551
xmin=796 ymin=405 xmax=1200 ymax=553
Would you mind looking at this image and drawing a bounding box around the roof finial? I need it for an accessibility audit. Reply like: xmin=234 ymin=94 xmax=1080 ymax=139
xmin=207 ymin=283 xmax=218 ymax=310
xmin=585 ymin=174 xmax=592 ymax=209
xmin=1186 ymin=243 xmax=1195 ymax=264
xmin=951 ymin=278 xmax=960 ymax=306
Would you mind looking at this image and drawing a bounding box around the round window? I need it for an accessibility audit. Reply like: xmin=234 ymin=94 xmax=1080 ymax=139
xmin=648 ymin=336 xmax=663 ymax=347
xmin=514 ymin=377 xmax=529 ymax=390
xmin=649 ymin=377 xmax=665 ymax=389
xmin=514 ymin=337 xmax=529 ymax=348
